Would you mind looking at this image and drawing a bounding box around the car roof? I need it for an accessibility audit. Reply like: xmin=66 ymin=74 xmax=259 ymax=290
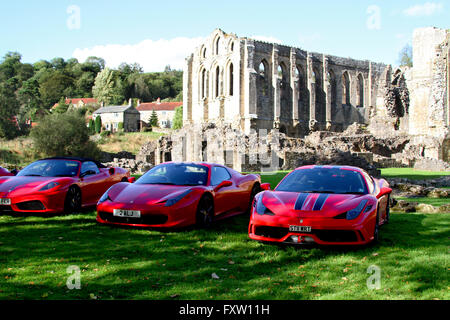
xmin=295 ymin=165 xmax=366 ymax=174
xmin=160 ymin=162 xmax=229 ymax=169
xmin=40 ymin=157 xmax=106 ymax=168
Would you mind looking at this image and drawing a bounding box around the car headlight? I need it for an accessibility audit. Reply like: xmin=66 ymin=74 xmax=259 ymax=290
xmin=346 ymin=200 xmax=368 ymax=220
xmin=165 ymin=190 xmax=192 ymax=207
xmin=98 ymin=191 xmax=112 ymax=204
xmin=39 ymin=182 xmax=60 ymax=191
xmin=255 ymin=196 xmax=275 ymax=216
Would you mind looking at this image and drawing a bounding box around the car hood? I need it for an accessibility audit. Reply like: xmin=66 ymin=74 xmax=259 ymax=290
xmin=107 ymin=183 xmax=196 ymax=205
xmin=261 ymin=191 xmax=371 ymax=218
xmin=0 ymin=176 xmax=70 ymax=197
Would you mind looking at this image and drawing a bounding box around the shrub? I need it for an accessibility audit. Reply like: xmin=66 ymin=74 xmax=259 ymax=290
xmin=118 ymin=122 xmax=124 ymax=131
xmin=30 ymin=111 xmax=101 ymax=159
xmin=95 ymin=116 xmax=102 ymax=133
xmin=100 ymin=130 xmax=111 ymax=138
xmin=172 ymin=106 xmax=183 ymax=129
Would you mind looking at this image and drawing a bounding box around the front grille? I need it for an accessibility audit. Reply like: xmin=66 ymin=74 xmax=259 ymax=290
xmin=99 ymin=211 xmax=168 ymax=225
xmin=254 ymin=226 xmax=289 ymax=239
xmin=313 ymin=230 xmax=358 ymax=242
xmin=16 ymin=201 xmax=46 ymax=211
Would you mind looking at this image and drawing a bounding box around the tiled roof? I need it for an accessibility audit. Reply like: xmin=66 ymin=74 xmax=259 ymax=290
xmin=93 ymin=105 xmax=139 ymax=114
xmin=137 ymin=101 xmax=182 ymax=112
xmin=52 ymin=98 xmax=98 ymax=109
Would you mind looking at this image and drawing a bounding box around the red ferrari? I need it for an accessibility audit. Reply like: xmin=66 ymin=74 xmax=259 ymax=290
xmin=97 ymin=162 xmax=262 ymax=228
xmin=248 ymin=165 xmax=392 ymax=246
xmin=0 ymin=157 xmax=132 ymax=214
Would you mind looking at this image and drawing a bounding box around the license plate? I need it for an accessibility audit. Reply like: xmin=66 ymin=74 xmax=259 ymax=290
xmin=0 ymin=198 xmax=11 ymax=205
xmin=289 ymin=225 xmax=312 ymax=233
xmin=113 ymin=209 xmax=141 ymax=218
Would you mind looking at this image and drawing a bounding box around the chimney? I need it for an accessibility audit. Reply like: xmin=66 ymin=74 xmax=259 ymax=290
xmin=157 ymin=98 xmax=161 ymax=104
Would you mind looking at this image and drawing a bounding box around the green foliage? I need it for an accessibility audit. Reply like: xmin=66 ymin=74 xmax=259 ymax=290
xmin=52 ymin=97 xmax=70 ymax=114
xmin=399 ymin=44 xmax=413 ymax=68
xmin=100 ymin=130 xmax=111 ymax=138
xmin=0 ymin=81 xmax=20 ymax=139
xmin=88 ymin=119 xmax=96 ymax=135
xmin=30 ymin=111 xmax=100 ymax=159
xmin=118 ymin=122 xmax=124 ymax=131
xmin=94 ymin=116 xmax=102 ymax=134
xmin=150 ymin=109 xmax=159 ymax=127
xmin=92 ymin=68 xmax=125 ymax=105
xmin=172 ymin=106 xmax=183 ymax=129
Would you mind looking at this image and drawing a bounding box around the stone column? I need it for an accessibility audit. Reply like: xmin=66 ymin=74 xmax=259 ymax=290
xmin=183 ymin=54 xmax=193 ymax=125
xmin=290 ymin=48 xmax=299 ymax=127
xmin=323 ymin=54 xmax=331 ymax=130
xmin=272 ymin=45 xmax=280 ymax=128
xmin=307 ymin=53 xmax=317 ymax=130
xmin=245 ymin=40 xmax=258 ymax=134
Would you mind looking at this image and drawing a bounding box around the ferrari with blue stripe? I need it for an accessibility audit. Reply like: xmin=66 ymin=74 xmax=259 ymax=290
xmin=248 ymin=165 xmax=392 ymax=245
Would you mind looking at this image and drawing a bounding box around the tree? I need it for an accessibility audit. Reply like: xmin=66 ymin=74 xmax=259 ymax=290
xmin=172 ymin=106 xmax=183 ymax=129
xmin=150 ymin=109 xmax=159 ymax=127
xmin=30 ymin=111 xmax=100 ymax=159
xmin=399 ymin=44 xmax=413 ymax=68
xmin=53 ymin=97 xmax=70 ymax=114
xmin=89 ymin=118 xmax=96 ymax=135
xmin=0 ymin=81 xmax=20 ymax=139
xmin=95 ymin=115 xmax=102 ymax=133
xmin=92 ymin=68 xmax=125 ymax=105
xmin=39 ymin=71 xmax=75 ymax=108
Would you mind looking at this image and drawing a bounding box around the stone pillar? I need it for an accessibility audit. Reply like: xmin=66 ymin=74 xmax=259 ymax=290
xmin=323 ymin=54 xmax=331 ymax=130
xmin=272 ymin=45 xmax=280 ymax=128
xmin=245 ymin=40 xmax=258 ymax=134
xmin=307 ymin=53 xmax=317 ymax=130
xmin=183 ymin=54 xmax=193 ymax=125
xmin=290 ymin=48 xmax=299 ymax=126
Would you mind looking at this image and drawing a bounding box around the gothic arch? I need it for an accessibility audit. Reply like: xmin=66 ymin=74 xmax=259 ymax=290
xmin=357 ymin=73 xmax=365 ymax=107
xmin=342 ymin=71 xmax=351 ymax=105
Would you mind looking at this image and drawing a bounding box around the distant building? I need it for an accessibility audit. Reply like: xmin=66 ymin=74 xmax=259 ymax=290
xmin=92 ymin=101 xmax=140 ymax=132
xmin=52 ymin=98 xmax=98 ymax=110
xmin=137 ymin=98 xmax=182 ymax=128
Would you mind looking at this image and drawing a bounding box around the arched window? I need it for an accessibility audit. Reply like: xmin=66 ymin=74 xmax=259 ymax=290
xmin=215 ymin=37 xmax=221 ymax=55
xmin=215 ymin=66 xmax=220 ymax=98
xmin=202 ymin=47 xmax=207 ymax=59
xmin=357 ymin=74 xmax=364 ymax=107
xmin=201 ymin=69 xmax=207 ymax=99
xmin=229 ymin=63 xmax=234 ymax=96
xmin=342 ymin=71 xmax=350 ymax=105
xmin=328 ymin=70 xmax=337 ymax=108
xmin=258 ymin=60 xmax=269 ymax=96
xmin=230 ymin=41 xmax=234 ymax=52
xmin=259 ymin=62 xmax=266 ymax=77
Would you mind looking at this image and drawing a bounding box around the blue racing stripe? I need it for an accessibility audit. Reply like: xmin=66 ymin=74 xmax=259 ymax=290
xmin=294 ymin=193 xmax=309 ymax=210
xmin=312 ymin=194 xmax=329 ymax=211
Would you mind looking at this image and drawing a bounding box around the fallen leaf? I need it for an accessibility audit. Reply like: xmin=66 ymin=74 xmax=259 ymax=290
xmin=211 ymin=273 xmax=220 ymax=279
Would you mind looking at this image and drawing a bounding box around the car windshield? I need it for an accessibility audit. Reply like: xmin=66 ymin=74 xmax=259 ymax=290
xmin=275 ymin=168 xmax=368 ymax=195
xmin=136 ymin=163 xmax=209 ymax=186
xmin=17 ymin=160 xmax=80 ymax=177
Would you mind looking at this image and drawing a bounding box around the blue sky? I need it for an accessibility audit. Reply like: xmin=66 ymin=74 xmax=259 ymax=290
xmin=0 ymin=0 xmax=448 ymax=71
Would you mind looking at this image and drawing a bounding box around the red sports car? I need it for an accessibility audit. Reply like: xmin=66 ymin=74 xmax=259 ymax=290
xmin=0 ymin=167 xmax=14 ymax=177
xmin=248 ymin=165 xmax=392 ymax=246
xmin=97 ymin=162 xmax=262 ymax=228
xmin=0 ymin=157 xmax=132 ymax=214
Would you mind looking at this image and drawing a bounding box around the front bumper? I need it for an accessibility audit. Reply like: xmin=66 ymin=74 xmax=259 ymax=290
xmin=0 ymin=191 xmax=66 ymax=214
xmin=248 ymin=211 xmax=376 ymax=246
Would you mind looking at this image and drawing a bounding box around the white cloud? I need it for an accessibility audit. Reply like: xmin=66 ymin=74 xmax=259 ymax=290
xmin=72 ymin=36 xmax=205 ymax=72
xmin=250 ymin=35 xmax=282 ymax=44
xmin=403 ymin=2 xmax=443 ymax=17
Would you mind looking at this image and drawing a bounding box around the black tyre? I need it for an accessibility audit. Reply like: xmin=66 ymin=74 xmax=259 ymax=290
xmin=121 ymin=177 xmax=128 ymax=182
xmin=64 ymin=186 xmax=82 ymax=214
xmin=196 ymin=195 xmax=214 ymax=228
xmin=372 ymin=207 xmax=380 ymax=244
xmin=385 ymin=195 xmax=390 ymax=224
xmin=247 ymin=183 xmax=261 ymax=213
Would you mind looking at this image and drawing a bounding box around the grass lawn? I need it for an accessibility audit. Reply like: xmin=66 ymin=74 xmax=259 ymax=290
xmin=0 ymin=168 xmax=448 ymax=300
xmin=380 ymin=168 xmax=450 ymax=180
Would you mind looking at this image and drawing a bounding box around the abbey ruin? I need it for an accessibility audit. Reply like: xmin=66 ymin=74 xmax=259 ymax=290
xmin=129 ymin=27 xmax=450 ymax=173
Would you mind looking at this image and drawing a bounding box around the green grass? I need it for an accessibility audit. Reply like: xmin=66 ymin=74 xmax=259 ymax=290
xmin=380 ymin=168 xmax=450 ymax=180
xmin=0 ymin=211 xmax=448 ymax=300
xmin=396 ymin=197 xmax=449 ymax=207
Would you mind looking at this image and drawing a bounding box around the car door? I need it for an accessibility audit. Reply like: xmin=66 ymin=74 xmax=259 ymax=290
xmin=79 ymin=161 xmax=107 ymax=205
xmin=210 ymin=166 xmax=238 ymax=216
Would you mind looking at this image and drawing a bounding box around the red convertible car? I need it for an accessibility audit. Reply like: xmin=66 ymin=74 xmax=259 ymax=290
xmin=248 ymin=165 xmax=392 ymax=246
xmin=0 ymin=157 xmax=132 ymax=214
xmin=97 ymin=162 xmax=262 ymax=228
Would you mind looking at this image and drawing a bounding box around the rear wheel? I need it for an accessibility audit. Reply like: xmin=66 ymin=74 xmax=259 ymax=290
xmin=196 ymin=195 xmax=214 ymax=228
xmin=372 ymin=207 xmax=380 ymax=244
xmin=64 ymin=186 xmax=81 ymax=214
xmin=384 ymin=195 xmax=390 ymax=224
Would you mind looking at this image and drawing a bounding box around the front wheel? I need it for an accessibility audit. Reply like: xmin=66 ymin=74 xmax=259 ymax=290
xmin=196 ymin=195 xmax=214 ymax=228
xmin=247 ymin=183 xmax=261 ymax=213
xmin=64 ymin=186 xmax=82 ymax=214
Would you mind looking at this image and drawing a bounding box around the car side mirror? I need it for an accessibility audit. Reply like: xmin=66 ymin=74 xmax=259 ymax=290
xmin=128 ymin=177 xmax=136 ymax=183
xmin=377 ymin=187 xmax=392 ymax=199
xmin=261 ymin=183 xmax=271 ymax=191
xmin=215 ymin=180 xmax=232 ymax=191
xmin=10 ymin=169 xmax=18 ymax=176
xmin=109 ymin=168 xmax=115 ymax=175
